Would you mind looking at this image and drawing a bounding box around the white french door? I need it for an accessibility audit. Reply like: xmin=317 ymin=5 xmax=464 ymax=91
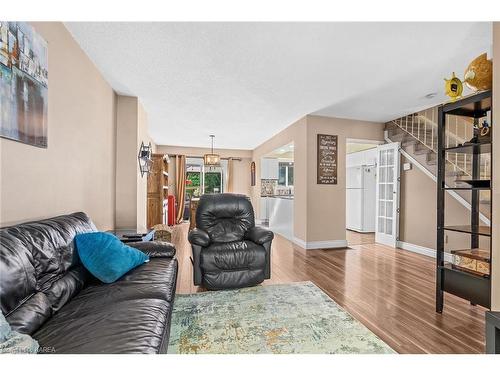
xmin=375 ymin=142 xmax=401 ymax=247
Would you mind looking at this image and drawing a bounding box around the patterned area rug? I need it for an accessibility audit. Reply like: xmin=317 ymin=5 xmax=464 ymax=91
xmin=168 ymin=281 xmax=395 ymax=354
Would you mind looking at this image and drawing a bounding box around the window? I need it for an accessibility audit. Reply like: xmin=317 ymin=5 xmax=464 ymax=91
xmin=278 ymin=162 xmax=294 ymax=187
xmin=204 ymin=169 xmax=223 ymax=194
xmin=185 ymin=158 xmax=225 ymax=198
xmin=186 ymin=164 xmax=202 ymax=199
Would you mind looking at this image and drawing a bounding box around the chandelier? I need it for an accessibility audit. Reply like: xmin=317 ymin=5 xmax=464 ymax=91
xmin=204 ymin=135 xmax=220 ymax=166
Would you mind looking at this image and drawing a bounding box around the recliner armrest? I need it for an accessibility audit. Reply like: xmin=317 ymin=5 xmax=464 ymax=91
xmin=128 ymin=241 xmax=176 ymax=258
xmin=245 ymin=226 xmax=274 ymax=245
xmin=188 ymin=228 xmax=211 ymax=247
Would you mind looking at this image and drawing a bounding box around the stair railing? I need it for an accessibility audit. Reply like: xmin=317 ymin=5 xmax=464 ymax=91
xmin=390 ymin=107 xmax=490 ymax=180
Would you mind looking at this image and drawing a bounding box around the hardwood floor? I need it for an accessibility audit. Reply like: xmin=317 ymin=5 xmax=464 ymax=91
xmin=171 ymin=222 xmax=486 ymax=354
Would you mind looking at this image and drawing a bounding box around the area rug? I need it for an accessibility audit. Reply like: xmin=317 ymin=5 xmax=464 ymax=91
xmin=168 ymin=281 xmax=395 ymax=354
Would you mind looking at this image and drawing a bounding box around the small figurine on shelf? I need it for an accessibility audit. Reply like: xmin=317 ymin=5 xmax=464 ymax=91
xmin=444 ymin=72 xmax=463 ymax=101
xmin=465 ymin=120 xmax=491 ymax=145
xmin=478 ymin=119 xmax=491 ymax=143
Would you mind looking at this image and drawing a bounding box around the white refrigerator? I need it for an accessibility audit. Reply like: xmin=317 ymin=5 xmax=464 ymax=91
xmin=346 ymin=165 xmax=376 ymax=232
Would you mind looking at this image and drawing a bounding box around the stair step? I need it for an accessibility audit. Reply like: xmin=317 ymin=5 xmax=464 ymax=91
xmin=446 ymin=171 xmax=466 ymax=177
xmin=402 ymin=139 xmax=418 ymax=147
xmin=414 ymin=145 xmax=431 ymax=155
xmin=390 ymin=133 xmax=406 ymax=142
xmin=426 ymin=152 xmax=436 ymax=160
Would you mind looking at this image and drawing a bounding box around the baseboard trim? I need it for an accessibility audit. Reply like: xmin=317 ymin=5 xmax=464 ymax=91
xmin=397 ymin=241 xmax=452 ymax=262
xmin=293 ymin=237 xmax=348 ymax=250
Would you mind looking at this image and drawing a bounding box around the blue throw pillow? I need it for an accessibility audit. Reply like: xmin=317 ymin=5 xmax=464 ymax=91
xmin=75 ymin=232 xmax=149 ymax=283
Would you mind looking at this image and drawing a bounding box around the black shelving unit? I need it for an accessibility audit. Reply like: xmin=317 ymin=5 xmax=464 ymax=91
xmin=436 ymin=90 xmax=493 ymax=313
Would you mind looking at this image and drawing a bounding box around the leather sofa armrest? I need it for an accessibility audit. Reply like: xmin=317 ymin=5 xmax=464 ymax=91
xmin=245 ymin=226 xmax=274 ymax=245
xmin=128 ymin=241 xmax=176 ymax=258
xmin=188 ymin=228 xmax=211 ymax=247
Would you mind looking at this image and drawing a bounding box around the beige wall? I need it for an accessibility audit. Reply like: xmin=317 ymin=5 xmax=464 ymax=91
xmin=492 ymin=22 xmax=500 ymax=310
xmin=115 ymin=96 xmax=153 ymax=231
xmin=399 ymin=156 xmax=489 ymax=250
xmin=0 ymin=22 xmax=117 ymax=230
xmin=305 ymin=115 xmax=385 ymax=242
xmin=251 ymin=115 xmax=384 ymax=244
xmin=156 ymin=145 xmax=252 ymax=197
xmin=115 ymin=96 xmax=138 ymax=229
xmin=136 ymin=102 xmax=153 ymax=230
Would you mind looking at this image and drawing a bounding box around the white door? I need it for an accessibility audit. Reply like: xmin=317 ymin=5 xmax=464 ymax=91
xmin=375 ymin=142 xmax=400 ymax=247
xmin=346 ymin=189 xmax=362 ymax=231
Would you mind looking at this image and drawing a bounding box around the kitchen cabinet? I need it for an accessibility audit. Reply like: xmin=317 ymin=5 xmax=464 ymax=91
xmin=260 ymin=197 xmax=269 ymax=222
xmin=261 ymin=158 xmax=279 ymax=179
xmin=268 ymin=197 xmax=294 ymax=241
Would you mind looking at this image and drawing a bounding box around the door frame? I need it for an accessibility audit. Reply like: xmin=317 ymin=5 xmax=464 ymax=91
xmin=375 ymin=142 xmax=401 ymax=248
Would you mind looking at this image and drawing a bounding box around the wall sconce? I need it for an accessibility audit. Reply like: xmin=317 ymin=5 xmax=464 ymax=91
xmin=138 ymin=141 xmax=153 ymax=177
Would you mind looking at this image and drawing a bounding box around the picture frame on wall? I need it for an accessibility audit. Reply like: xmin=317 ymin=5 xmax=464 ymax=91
xmin=251 ymin=161 xmax=256 ymax=186
xmin=317 ymin=134 xmax=337 ymax=184
xmin=0 ymin=22 xmax=48 ymax=148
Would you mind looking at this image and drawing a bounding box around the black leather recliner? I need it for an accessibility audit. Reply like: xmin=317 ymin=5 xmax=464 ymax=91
xmin=188 ymin=193 xmax=274 ymax=290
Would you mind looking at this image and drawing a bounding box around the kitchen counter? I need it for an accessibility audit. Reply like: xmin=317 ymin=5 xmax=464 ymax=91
xmin=265 ymin=196 xmax=294 ymax=241
xmin=261 ymin=195 xmax=294 ymax=199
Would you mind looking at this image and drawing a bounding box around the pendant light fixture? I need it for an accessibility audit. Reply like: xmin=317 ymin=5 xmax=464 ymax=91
xmin=204 ymin=135 xmax=220 ymax=166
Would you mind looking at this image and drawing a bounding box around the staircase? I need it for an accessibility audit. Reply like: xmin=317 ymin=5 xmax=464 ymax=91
xmin=385 ymin=106 xmax=491 ymax=222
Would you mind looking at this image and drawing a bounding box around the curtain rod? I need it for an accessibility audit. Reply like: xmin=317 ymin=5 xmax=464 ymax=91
xmin=169 ymin=154 xmax=242 ymax=161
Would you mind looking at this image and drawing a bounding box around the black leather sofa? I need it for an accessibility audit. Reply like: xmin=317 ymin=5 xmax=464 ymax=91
xmin=0 ymin=212 xmax=178 ymax=354
xmin=188 ymin=193 xmax=274 ymax=290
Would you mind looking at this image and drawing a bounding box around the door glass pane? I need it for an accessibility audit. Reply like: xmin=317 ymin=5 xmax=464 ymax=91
xmin=380 ymin=184 xmax=386 ymax=199
xmin=386 ymin=201 xmax=393 ymax=218
xmin=380 ymin=166 xmax=386 ymax=182
xmin=378 ymin=217 xmax=385 ymax=233
xmin=381 ymin=150 xmax=387 ymax=166
xmin=385 ymin=184 xmax=393 ymax=203
xmin=386 ymin=219 xmax=393 ymax=235
xmin=387 ymin=166 xmax=394 ymax=181
xmin=378 ymin=201 xmax=385 ymax=217
xmin=204 ymin=171 xmax=222 ymax=194
xmin=186 ymin=163 xmax=202 ymax=199
xmin=387 ymin=150 xmax=394 ymax=165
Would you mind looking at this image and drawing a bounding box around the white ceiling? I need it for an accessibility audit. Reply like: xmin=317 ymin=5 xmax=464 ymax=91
xmin=65 ymin=22 xmax=492 ymax=150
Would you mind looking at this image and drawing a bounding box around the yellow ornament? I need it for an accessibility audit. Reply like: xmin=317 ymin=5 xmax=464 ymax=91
xmin=444 ymin=72 xmax=463 ymax=101
xmin=464 ymin=52 xmax=492 ymax=92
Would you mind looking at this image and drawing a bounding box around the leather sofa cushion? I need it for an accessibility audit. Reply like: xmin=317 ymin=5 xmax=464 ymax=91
xmin=1 ymin=212 xmax=96 ymax=334
xmin=33 ymin=257 xmax=178 ymax=353
xmin=76 ymin=258 xmax=178 ymax=306
xmin=33 ymin=298 xmax=172 ymax=354
xmin=200 ymin=240 xmax=266 ymax=272
xmin=196 ymin=194 xmax=255 ymax=243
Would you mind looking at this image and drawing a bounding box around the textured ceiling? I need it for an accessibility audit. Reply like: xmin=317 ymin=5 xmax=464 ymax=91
xmin=65 ymin=22 xmax=492 ymax=149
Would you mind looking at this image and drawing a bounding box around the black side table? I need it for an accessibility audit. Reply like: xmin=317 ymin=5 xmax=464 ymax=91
xmin=486 ymin=311 xmax=500 ymax=353
xmin=108 ymin=229 xmax=156 ymax=244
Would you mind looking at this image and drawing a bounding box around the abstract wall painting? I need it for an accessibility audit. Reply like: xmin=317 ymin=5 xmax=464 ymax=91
xmin=0 ymin=22 xmax=48 ymax=148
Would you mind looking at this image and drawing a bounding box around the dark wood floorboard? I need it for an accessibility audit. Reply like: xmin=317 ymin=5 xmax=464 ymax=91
xmin=171 ymin=222 xmax=486 ymax=354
